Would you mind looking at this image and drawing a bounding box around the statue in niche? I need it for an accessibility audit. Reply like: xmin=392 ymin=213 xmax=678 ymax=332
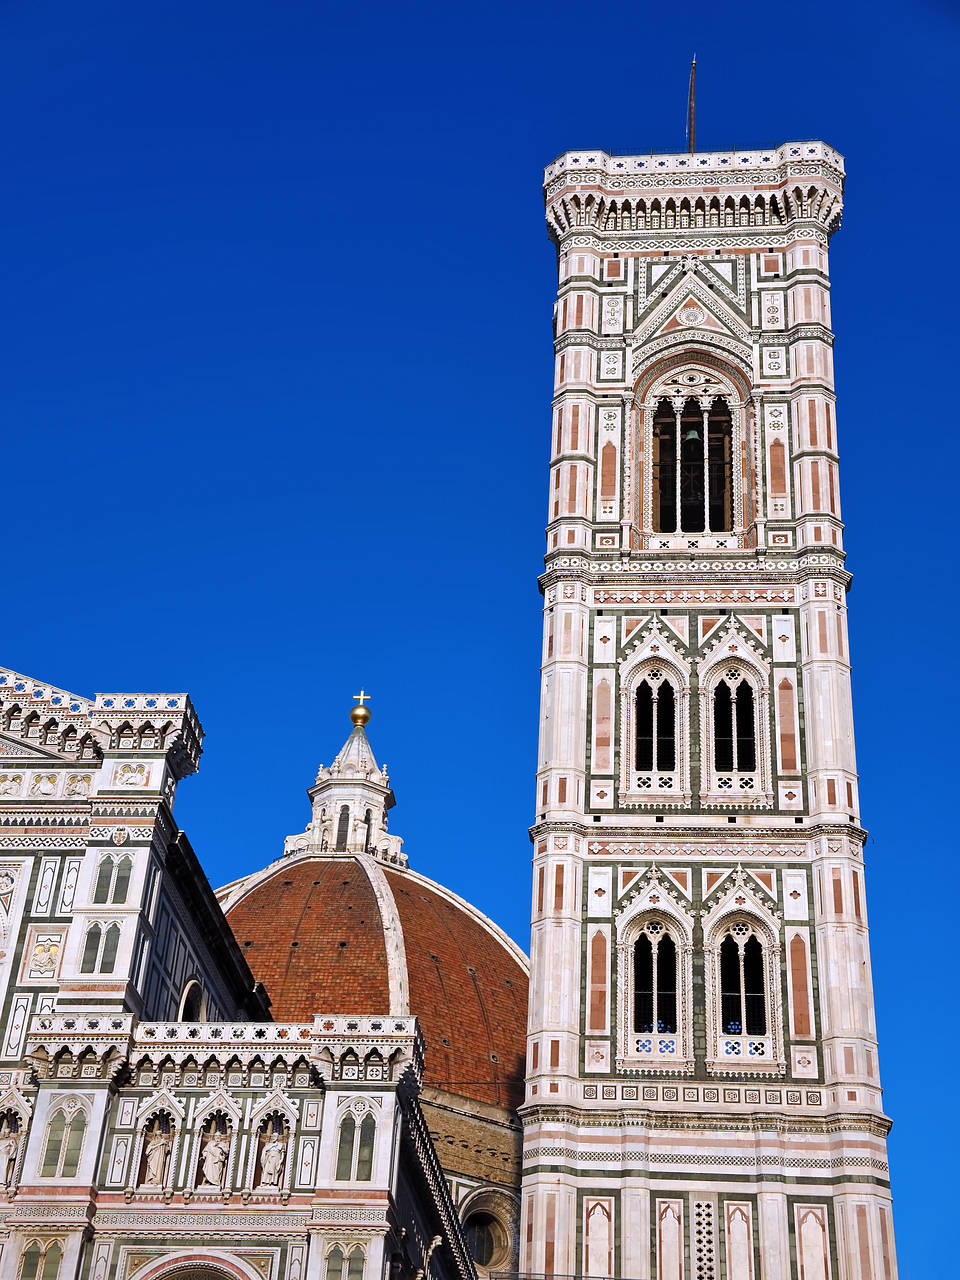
xmin=199 ymin=1128 xmax=229 ymax=1187
xmin=142 ymin=1121 xmax=172 ymax=1186
xmin=257 ymin=1126 xmax=287 ymax=1188
xmin=0 ymin=1122 xmax=19 ymax=1185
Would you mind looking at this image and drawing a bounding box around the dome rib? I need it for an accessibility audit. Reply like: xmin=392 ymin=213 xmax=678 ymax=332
xmin=222 ymin=853 xmax=528 ymax=1110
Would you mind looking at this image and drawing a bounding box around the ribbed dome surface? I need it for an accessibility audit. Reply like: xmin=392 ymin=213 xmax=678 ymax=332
xmin=224 ymin=855 xmax=528 ymax=1110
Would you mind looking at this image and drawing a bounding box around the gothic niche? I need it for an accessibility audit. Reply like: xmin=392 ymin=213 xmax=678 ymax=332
xmin=195 ymin=1112 xmax=231 ymax=1190
xmin=0 ymin=1109 xmax=22 ymax=1186
xmin=138 ymin=1111 xmax=174 ymax=1188
xmin=253 ymin=1111 xmax=289 ymax=1190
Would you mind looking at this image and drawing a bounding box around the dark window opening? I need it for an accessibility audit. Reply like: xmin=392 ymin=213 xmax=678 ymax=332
xmin=713 ymin=675 xmax=756 ymax=773
xmin=635 ymin=678 xmax=676 ymax=771
xmin=633 ymin=927 xmax=677 ymax=1034
xmin=720 ymin=929 xmax=767 ymax=1036
xmin=653 ymin=394 xmax=733 ymax=533
xmin=335 ymin=805 xmax=349 ymax=852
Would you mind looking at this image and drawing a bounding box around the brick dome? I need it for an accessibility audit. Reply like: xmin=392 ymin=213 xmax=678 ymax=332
xmin=223 ymin=855 xmax=528 ymax=1110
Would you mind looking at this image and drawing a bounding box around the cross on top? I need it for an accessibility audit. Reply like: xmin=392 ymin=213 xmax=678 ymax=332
xmin=353 ymin=689 xmax=371 ymax=707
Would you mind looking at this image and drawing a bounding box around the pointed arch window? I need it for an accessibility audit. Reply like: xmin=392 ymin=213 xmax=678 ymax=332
xmin=327 ymin=1247 xmax=365 ymax=1280
xmin=652 ymin=396 xmax=733 ymax=534
xmin=80 ymin=921 xmax=121 ymax=974
xmin=40 ymin=1109 xmax=86 ymax=1178
xmin=335 ymin=1111 xmax=375 ymax=1181
xmin=713 ymin=670 xmax=756 ymax=774
xmin=635 ymin=673 xmax=676 ymax=772
xmin=20 ymin=1241 xmax=62 ymax=1280
xmin=633 ymin=921 xmax=677 ymax=1034
xmin=618 ymin=914 xmax=690 ymax=1069
xmin=623 ymin=664 xmax=687 ymax=803
xmin=710 ymin=918 xmax=779 ymax=1067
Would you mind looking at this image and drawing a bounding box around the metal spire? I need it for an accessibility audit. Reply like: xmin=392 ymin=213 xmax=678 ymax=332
xmin=687 ymin=55 xmax=697 ymax=154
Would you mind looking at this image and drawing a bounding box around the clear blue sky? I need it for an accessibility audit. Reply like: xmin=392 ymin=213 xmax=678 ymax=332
xmin=2 ymin=1 xmax=955 ymax=1271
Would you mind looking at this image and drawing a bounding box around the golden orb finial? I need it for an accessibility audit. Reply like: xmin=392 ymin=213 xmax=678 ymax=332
xmin=350 ymin=689 xmax=372 ymax=727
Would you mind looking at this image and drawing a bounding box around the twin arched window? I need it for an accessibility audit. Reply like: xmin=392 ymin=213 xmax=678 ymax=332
xmin=719 ymin=923 xmax=767 ymax=1037
xmin=634 ymin=673 xmax=675 ymax=772
xmin=652 ymin=396 xmax=733 ymax=534
xmin=92 ymin=856 xmax=132 ymax=905
xmin=334 ymin=1111 xmax=375 ymax=1181
xmin=80 ymin=923 xmax=120 ymax=974
xmin=632 ymin=921 xmax=677 ymax=1034
xmin=713 ymin=671 xmax=756 ymax=774
xmin=624 ymin=914 xmax=775 ymax=1067
xmin=19 ymin=1241 xmax=62 ymax=1280
xmin=40 ymin=1109 xmax=85 ymax=1178
xmin=629 ymin=663 xmax=761 ymax=796
xmin=326 ymin=1247 xmax=364 ymax=1280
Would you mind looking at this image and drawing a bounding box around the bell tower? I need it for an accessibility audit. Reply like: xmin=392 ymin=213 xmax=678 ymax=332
xmin=522 ymin=143 xmax=897 ymax=1279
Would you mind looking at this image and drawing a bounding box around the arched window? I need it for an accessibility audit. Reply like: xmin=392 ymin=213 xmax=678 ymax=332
xmin=633 ymin=922 xmax=677 ymax=1034
xmin=363 ymin=809 xmax=373 ymax=852
xmin=93 ymin=855 xmax=132 ymax=904
xmin=92 ymin=859 xmax=113 ymax=904
xmin=19 ymin=1242 xmax=62 ymax=1280
xmin=334 ymin=1111 xmax=375 ymax=1181
xmin=40 ymin=1109 xmax=86 ymax=1178
xmin=335 ymin=805 xmax=350 ymax=852
xmin=652 ymin=395 xmax=733 ymax=534
xmin=634 ymin=673 xmax=676 ymax=772
xmin=178 ymin=980 xmax=204 ymax=1021
xmin=80 ymin=922 xmax=122 ymax=975
xmin=80 ymin=924 xmax=101 ymax=973
xmin=713 ymin=671 xmax=756 ymax=774
xmin=327 ymin=1248 xmax=364 ymax=1280
xmin=100 ymin=924 xmax=120 ymax=974
xmin=716 ymin=675 xmax=757 ymax=773
xmin=720 ymin=924 xmax=767 ymax=1036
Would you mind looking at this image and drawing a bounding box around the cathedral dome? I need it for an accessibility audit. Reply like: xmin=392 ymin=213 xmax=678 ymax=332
xmin=221 ymin=852 xmax=529 ymax=1110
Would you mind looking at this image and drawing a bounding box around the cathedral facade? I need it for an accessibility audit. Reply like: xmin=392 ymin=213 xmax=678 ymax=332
xmin=0 ymin=137 xmax=895 ymax=1280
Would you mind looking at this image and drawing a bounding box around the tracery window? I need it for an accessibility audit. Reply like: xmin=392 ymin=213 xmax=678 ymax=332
xmin=708 ymin=668 xmax=760 ymax=797
xmin=635 ymin=673 xmax=676 ymax=773
xmin=618 ymin=915 xmax=691 ymax=1069
xmin=622 ymin=663 xmax=688 ymax=804
xmin=652 ymin=396 xmax=733 ymax=534
xmin=710 ymin=919 xmax=777 ymax=1065
xmin=40 ymin=1109 xmax=86 ymax=1178
xmin=334 ymin=1111 xmax=375 ymax=1181
xmin=633 ymin=921 xmax=677 ymax=1035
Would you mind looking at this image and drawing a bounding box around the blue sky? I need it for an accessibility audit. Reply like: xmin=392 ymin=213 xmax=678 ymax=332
xmin=2 ymin=1 xmax=956 ymax=1271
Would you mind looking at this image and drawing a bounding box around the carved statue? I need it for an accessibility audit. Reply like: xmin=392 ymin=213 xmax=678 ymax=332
xmin=0 ymin=1132 xmax=19 ymax=1184
xmin=258 ymin=1132 xmax=286 ymax=1188
xmin=0 ymin=776 xmax=22 ymax=796
xmin=200 ymin=1130 xmax=229 ymax=1187
xmin=29 ymin=775 xmax=56 ymax=798
xmin=143 ymin=1127 xmax=171 ymax=1186
xmin=64 ymin=775 xmax=91 ymax=797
